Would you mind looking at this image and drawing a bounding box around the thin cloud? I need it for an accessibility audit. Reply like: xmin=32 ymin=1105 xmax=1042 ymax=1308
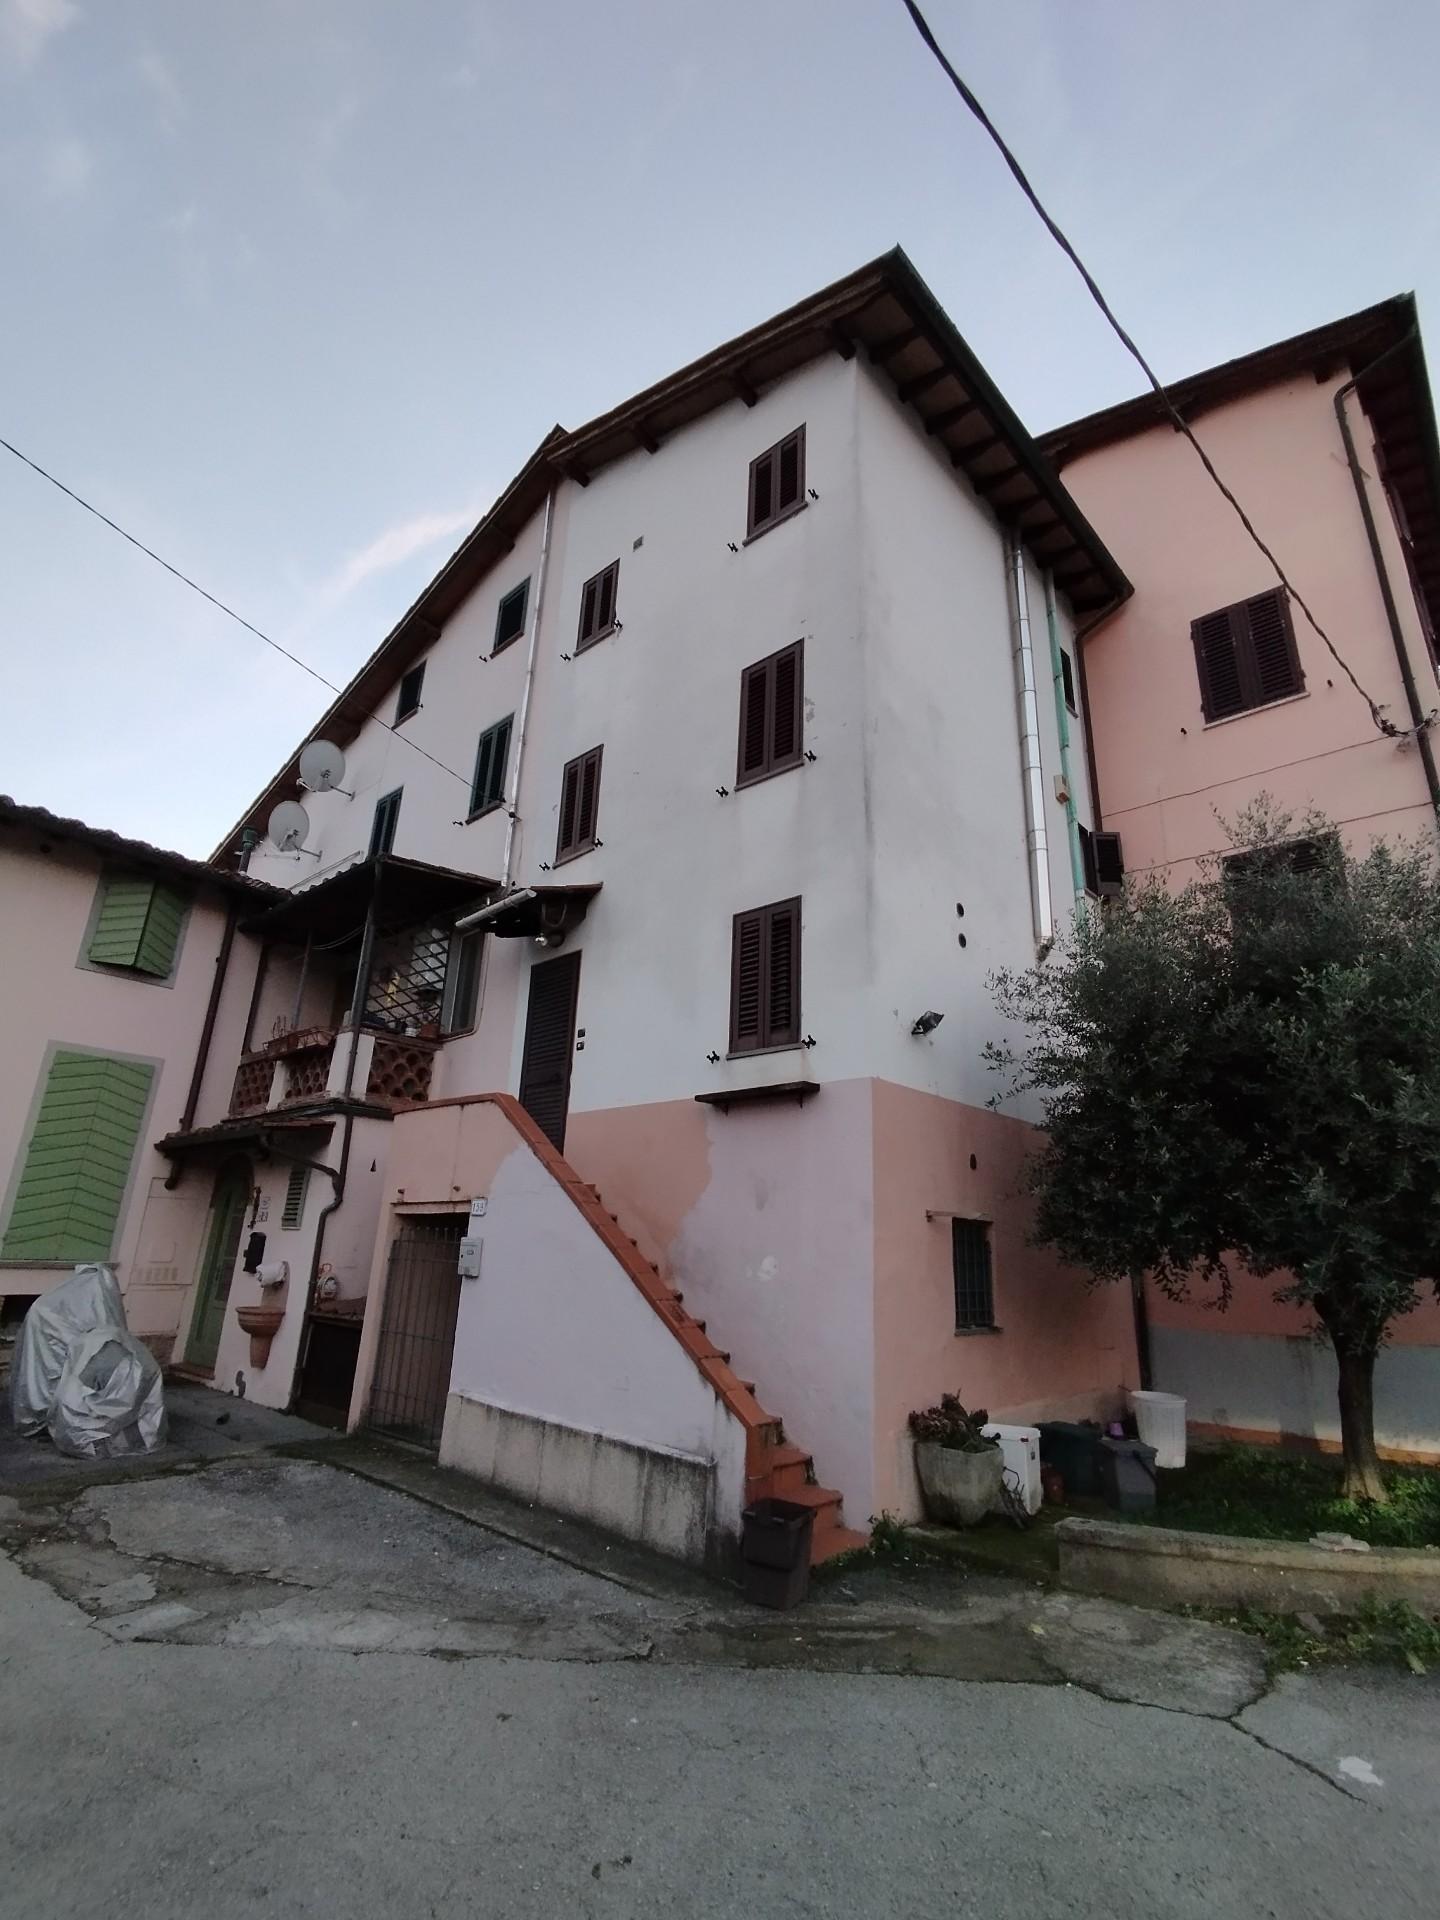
xmin=43 ymin=132 xmax=91 ymax=197
xmin=316 ymin=505 xmax=478 ymax=611
xmin=135 ymin=48 xmax=184 ymax=125
xmin=0 ymin=0 xmax=79 ymax=69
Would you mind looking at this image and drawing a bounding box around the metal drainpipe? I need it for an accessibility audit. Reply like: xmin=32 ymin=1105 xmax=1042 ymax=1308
xmin=1008 ymin=536 xmax=1054 ymax=947
xmin=1042 ymin=571 xmax=1088 ymax=915
xmin=280 ymin=1114 xmax=355 ymax=1409
xmin=179 ymin=902 xmax=238 ymax=1134
xmin=1333 ymin=348 xmax=1440 ymax=818
xmin=342 ymin=862 xmax=382 ymax=1100
xmin=501 ymin=485 xmax=557 ymax=890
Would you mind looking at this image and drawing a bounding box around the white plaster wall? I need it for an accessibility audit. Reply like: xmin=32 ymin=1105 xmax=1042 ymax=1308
xmin=245 ymin=508 xmax=549 ymax=898
xmin=469 ymin=354 xmax=876 ymax=1112
xmin=445 ymin=1140 xmax=749 ymax=1533
xmin=851 ymin=363 xmax=1094 ymax=1119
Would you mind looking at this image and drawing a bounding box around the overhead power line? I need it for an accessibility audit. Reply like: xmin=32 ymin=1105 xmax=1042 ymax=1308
xmin=0 ymin=432 xmax=473 ymax=790
xmin=898 ymin=0 xmax=1404 ymax=740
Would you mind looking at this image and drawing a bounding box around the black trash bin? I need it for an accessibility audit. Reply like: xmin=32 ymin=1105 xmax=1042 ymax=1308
xmin=1037 ymin=1420 xmax=1104 ymax=1499
xmin=1098 ymin=1437 xmax=1158 ymax=1515
xmin=741 ymin=1497 xmax=814 ymax=1609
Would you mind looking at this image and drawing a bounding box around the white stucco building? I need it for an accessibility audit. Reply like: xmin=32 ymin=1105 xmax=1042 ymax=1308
xmin=7 ymin=253 xmax=1142 ymax=1565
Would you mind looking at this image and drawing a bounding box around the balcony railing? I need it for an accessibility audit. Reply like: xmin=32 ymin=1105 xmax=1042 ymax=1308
xmin=227 ymin=1027 xmax=438 ymax=1118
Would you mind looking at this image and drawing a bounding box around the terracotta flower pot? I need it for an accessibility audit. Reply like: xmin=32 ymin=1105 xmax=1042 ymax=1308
xmin=914 ymin=1441 xmax=1005 ymax=1526
xmin=234 ymin=1304 xmax=285 ymax=1368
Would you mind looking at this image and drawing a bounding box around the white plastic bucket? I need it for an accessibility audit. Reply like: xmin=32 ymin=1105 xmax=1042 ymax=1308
xmin=1129 ymin=1390 xmax=1187 ymax=1469
xmin=982 ymin=1422 xmax=1042 ymax=1513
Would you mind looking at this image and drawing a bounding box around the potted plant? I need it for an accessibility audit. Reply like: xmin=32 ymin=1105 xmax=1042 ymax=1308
xmin=909 ymin=1394 xmax=1004 ymax=1526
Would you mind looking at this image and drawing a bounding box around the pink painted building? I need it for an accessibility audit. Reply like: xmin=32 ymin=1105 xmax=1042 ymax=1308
xmin=1044 ymin=295 xmax=1440 ymax=1461
xmin=0 ymin=798 xmax=268 ymax=1364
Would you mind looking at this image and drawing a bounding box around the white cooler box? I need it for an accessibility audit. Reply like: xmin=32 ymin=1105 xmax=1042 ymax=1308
xmin=982 ymin=1422 xmax=1042 ymax=1515
xmin=1129 ymin=1389 xmax=1187 ymax=1468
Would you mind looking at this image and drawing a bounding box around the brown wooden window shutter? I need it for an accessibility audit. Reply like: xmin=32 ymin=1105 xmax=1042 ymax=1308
xmin=729 ymin=897 xmax=801 ymax=1052
xmin=736 ymin=640 xmax=804 ymax=786
xmin=1191 ymin=588 xmax=1303 ymax=721
xmin=469 ymin=714 xmax=512 ymax=817
xmin=556 ymin=746 xmax=602 ymax=862
xmin=493 ymin=578 xmax=530 ymax=654
xmin=747 ymin=427 xmax=806 ymax=539
xmin=395 ymin=663 xmax=424 ymax=724
xmin=577 ymin=561 xmax=619 ymax=651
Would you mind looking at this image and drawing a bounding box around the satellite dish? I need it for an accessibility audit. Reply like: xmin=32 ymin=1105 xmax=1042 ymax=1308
xmin=268 ymin=800 xmax=312 ymax=854
xmin=298 ymin=739 xmax=350 ymax=794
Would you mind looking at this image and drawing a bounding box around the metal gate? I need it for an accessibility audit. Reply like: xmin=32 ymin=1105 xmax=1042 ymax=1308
xmin=365 ymin=1216 xmax=466 ymax=1449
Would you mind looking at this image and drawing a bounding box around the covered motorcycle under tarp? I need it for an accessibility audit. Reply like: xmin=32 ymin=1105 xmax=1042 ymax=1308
xmin=9 ymin=1264 xmax=166 ymax=1457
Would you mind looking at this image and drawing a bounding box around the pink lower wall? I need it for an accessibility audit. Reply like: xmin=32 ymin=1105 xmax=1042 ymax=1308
xmin=1147 ymin=1274 xmax=1440 ymax=1346
xmin=566 ymin=1078 xmax=1138 ymax=1528
xmin=566 ymin=1080 xmax=879 ymax=1522
xmin=870 ymin=1080 xmax=1138 ymax=1518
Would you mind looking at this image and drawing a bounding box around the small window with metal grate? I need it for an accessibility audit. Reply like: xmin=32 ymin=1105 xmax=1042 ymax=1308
xmin=952 ymin=1219 xmax=995 ymax=1331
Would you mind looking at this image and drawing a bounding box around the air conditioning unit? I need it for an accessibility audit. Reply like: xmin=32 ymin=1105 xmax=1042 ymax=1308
xmin=1094 ymin=831 xmax=1125 ymax=896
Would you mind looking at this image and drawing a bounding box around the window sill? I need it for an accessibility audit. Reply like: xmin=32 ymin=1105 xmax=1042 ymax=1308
xmin=725 ymin=1041 xmax=806 ymax=1061
xmin=393 ymin=708 xmax=420 ymax=727
xmin=695 ymin=1081 xmax=818 ymax=1112
xmin=743 ymin=498 xmax=808 ymax=546
xmin=734 ymin=755 xmax=805 ymax=793
xmin=465 ymin=801 xmax=506 ymax=824
xmin=574 ymin=624 xmax=617 ymax=655
xmin=553 ymin=843 xmax=596 ymax=869
xmin=80 ymin=962 xmax=175 ymax=987
xmin=491 ymin=634 xmax=523 ymax=657
xmin=954 ymin=1325 xmax=1003 ymax=1337
xmin=1201 ymin=688 xmax=1309 ymax=731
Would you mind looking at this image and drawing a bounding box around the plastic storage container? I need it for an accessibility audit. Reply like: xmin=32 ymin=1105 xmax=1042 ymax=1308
xmin=1037 ymin=1421 xmax=1104 ymax=1499
xmin=1098 ymin=1437 xmax=1158 ymax=1514
xmin=982 ymin=1423 xmax=1042 ymax=1514
xmin=741 ymin=1497 xmax=814 ymax=1609
xmin=1129 ymin=1389 xmax=1187 ymax=1469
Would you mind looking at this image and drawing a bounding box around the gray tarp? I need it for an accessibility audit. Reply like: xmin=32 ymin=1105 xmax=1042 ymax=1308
xmin=9 ymin=1263 xmax=125 ymax=1435
xmin=9 ymin=1263 xmax=166 ymax=1456
xmin=48 ymin=1325 xmax=167 ymax=1458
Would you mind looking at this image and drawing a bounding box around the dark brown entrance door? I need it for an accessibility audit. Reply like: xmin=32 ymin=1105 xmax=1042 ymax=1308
xmin=518 ymin=950 xmax=581 ymax=1151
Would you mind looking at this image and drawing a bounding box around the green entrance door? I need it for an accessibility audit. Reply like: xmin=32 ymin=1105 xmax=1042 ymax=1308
xmin=187 ymin=1161 xmax=250 ymax=1371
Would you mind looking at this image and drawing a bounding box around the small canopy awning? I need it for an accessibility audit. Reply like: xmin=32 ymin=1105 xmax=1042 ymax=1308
xmin=157 ymin=1112 xmax=337 ymax=1159
xmin=241 ymin=854 xmax=498 ymax=945
xmin=456 ymin=882 xmax=601 ymax=939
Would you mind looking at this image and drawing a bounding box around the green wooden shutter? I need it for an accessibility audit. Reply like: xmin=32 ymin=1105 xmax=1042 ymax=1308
xmin=1 ymin=1051 xmax=155 ymax=1262
xmin=87 ymin=876 xmax=185 ymax=976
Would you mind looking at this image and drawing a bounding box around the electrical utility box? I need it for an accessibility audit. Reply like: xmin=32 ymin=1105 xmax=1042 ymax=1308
xmin=457 ymin=1237 xmax=483 ymax=1280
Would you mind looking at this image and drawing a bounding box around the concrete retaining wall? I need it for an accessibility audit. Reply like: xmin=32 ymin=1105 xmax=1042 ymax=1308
xmin=441 ymin=1393 xmax=721 ymax=1567
xmin=1056 ymin=1515 xmax=1440 ymax=1615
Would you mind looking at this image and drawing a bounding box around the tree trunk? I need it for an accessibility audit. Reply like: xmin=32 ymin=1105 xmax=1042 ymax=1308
xmin=1331 ymin=1335 xmax=1388 ymax=1504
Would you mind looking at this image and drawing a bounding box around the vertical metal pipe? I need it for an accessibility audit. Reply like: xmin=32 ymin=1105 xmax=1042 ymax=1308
xmin=1333 ymin=359 xmax=1440 ymax=818
xmin=1042 ymin=571 xmax=1088 ymax=914
xmin=1008 ymin=536 xmax=1054 ymax=945
xmin=501 ymin=485 xmax=557 ymax=890
xmin=342 ymin=862 xmax=382 ymax=1100
xmin=290 ymin=932 xmax=313 ymax=1031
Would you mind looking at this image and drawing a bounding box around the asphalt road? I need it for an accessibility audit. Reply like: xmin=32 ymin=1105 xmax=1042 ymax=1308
xmin=1 ymin=1424 xmax=1436 ymax=1920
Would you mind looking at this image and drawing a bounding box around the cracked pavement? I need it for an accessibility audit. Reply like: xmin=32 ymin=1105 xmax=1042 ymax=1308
xmin=2 ymin=1419 xmax=1436 ymax=1918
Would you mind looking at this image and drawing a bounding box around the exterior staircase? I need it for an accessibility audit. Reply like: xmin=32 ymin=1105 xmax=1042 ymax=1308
xmin=583 ymin=1183 xmax=868 ymax=1567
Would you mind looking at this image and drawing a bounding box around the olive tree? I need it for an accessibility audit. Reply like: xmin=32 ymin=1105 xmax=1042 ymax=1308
xmin=989 ymin=807 xmax=1440 ymax=1502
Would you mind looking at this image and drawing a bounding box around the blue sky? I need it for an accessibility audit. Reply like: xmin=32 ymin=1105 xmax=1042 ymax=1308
xmin=4 ymin=0 xmax=1439 ymax=857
